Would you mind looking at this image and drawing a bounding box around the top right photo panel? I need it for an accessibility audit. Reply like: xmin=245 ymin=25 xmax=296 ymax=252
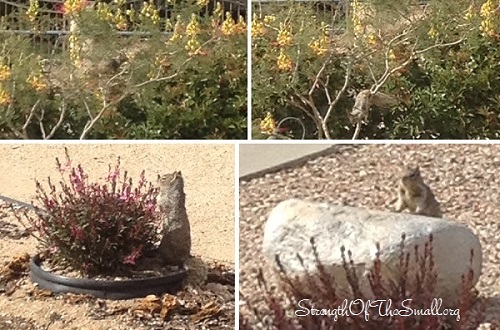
xmin=252 ymin=0 xmax=500 ymax=140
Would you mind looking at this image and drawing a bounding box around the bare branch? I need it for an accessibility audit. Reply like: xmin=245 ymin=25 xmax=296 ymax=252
xmin=302 ymin=93 xmax=326 ymax=139
xmin=45 ymin=101 xmax=67 ymax=139
xmin=414 ymin=38 xmax=464 ymax=55
xmin=289 ymin=95 xmax=323 ymax=138
xmin=83 ymin=99 xmax=93 ymax=119
xmin=323 ymin=65 xmax=351 ymax=139
xmin=22 ymin=99 xmax=41 ymax=138
xmin=309 ymin=55 xmax=331 ymax=96
xmin=352 ymin=122 xmax=362 ymax=140
xmin=6 ymin=122 xmax=24 ymax=139
xmin=38 ymin=107 xmax=46 ymax=139
xmin=134 ymin=71 xmax=180 ymax=89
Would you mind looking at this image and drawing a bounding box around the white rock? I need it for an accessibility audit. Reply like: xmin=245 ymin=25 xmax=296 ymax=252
xmin=262 ymin=199 xmax=482 ymax=306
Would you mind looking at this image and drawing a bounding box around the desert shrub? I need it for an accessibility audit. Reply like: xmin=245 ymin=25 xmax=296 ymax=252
xmin=14 ymin=148 xmax=161 ymax=275
xmin=252 ymin=0 xmax=500 ymax=139
xmin=0 ymin=0 xmax=247 ymax=139
xmin=240 ymin=235 xmax=484 ymax=329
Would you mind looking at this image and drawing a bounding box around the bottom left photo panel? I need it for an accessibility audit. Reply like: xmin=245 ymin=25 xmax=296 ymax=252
xmin=0 ymin=143 xmax=235 ymax=330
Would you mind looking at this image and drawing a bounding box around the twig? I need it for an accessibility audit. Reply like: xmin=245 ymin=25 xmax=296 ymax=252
xmin=45 ymin=100 xmax=67 ymax=139
xmin=297 ymin=93 xmax=325 ymax=139
xmin=22 ymin=99 xmax=41 ymax=138
xmin=83 ymin=99 xmax=93 ymax=119
xmin=352 ymin=122 xmax=362 ymax=140
xmin=309 ymin=55 xmax=331 ymax=96
xmin=323 ymin=65 xmax=351 ymax=139
xmin=38 ymin=107 xmax=46 ymax=139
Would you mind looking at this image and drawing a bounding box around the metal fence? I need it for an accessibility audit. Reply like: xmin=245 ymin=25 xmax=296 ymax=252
xmin=0 ymin=0 xmax=247 ymax=55
xmin=252 ymin=0 xmax=346 ymax=17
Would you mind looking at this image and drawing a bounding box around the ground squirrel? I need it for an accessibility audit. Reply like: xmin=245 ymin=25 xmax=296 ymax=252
xmin=349 ymin=89 xmax=400 ymax=125
xmin=395 ymin=166 xmax=443 ymax=218
xmin=157 ymin=171 xmax=191 ymax=266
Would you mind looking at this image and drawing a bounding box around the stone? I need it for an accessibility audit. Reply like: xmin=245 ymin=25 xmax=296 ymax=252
xmin=262 ymin=199 xmax=482 ymax=306
xmin=157 ymin=171 xmax=191 ymax=266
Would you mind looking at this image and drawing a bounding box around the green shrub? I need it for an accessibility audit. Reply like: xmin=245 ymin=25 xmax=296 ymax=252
xmin=252 ymin=0 xmax=500 ymax=139
xmin=0 ymin=0 xmax=247 ymax=139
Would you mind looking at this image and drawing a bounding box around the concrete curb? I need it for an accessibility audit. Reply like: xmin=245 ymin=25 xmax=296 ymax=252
xmin=239 ymin=145 xmax=344 ymax=181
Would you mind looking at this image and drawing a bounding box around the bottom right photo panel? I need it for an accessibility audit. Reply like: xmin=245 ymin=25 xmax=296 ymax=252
xmin=239 ymin=143 xmax=499 ymax=329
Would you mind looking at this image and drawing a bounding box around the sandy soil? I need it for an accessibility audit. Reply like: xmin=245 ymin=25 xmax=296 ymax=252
xmin=239 ymin=144 xmax=500 ymax=328
xmin=0 ymin=143 xmax=235 ymax=329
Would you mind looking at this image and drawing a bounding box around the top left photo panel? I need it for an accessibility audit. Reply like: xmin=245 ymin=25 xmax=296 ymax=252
xmin=0 ymin=0 xmax=247 ymax=140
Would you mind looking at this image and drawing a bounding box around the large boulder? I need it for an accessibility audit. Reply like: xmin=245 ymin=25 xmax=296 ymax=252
xmin=262 ymin=199 xmax=482 ymax=306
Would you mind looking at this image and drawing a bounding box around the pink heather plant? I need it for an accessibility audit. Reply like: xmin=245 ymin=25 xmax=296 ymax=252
xmin=19 ymin=148 xmax=162 ymax=275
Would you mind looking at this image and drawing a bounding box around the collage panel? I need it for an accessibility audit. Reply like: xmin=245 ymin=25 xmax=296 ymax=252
xmin=239 ymin=143 xmax=499 ymax=328
xmin=252 ymin=0 xmax=500 ymax=140
xmin=0 ymin=0 xmax=247 ymax=140
xmin=0 ymin=143 xmax=235 ymax=329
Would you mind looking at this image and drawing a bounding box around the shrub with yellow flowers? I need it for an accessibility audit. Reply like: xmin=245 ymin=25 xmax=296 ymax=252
xmin=253 ymin=0 xmax=500 ymax=140
xmin=0 ymin=0 xmax=246 ymax=139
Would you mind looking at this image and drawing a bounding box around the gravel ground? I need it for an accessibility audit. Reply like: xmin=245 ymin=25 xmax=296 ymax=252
xmin=239 ymin=144 xmax=500 ymax=328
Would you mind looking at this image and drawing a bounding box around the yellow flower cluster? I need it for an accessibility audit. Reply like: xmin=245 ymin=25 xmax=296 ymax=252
xmin=0 ymin=88 xmax=11 ymax=106
xmin=197 ymin=0 xmax=209 ymax=6
xmin=27 ymin=74 xmax=47 ymax=92
xmin=263 ymin=15 xmax=276 ymax=24
xmin=186 ymin=14 xmax=200 ymax=37
xmin=351 ymin=0 xmax=364 ymax=37
xmin=221 ymin=14 xmax=246 ymax=36
xmin=140 ymin=0 xmax=160 ymax=25
xmin=464 ymin=2 xmax=475 ymax=20
xmin=388 ymin=49 xmax=396 ymax=61
xmin=277 ymin=23 xmax=292 ymax=47
xmin=96 ymin=1 xmax=128 ymax=28
xmin=234 ymin=17 xmax=246 ymax=35
xmin=479 ymin=0 xmax=496 ymax=37
xmin=97 ymin=1 xmax=162 ymax=29
xmin=126 ymin=8 xmax=139 ymax=24
xmin=64 ymin=0 xmax=87 ymax=16
xmin=26 ymin=0 xmax=39 ymax=22
xmin=277 ymin=49 xmax=292 ymax=71
xmin=0 ymin=64 xmax=11 ymax=81
xmin=185 ymin=38 xmax=201 ymax=56
xmin=115 ymin=12 xmax=129 ymax=30
xmin=251 ymin=16 xmax=266 ymax=37
xmin=213 ymin=2 xmax=223 ymax=19
xmin=366 ymin=32 xmax=379 ymax=47
xmin=428 ymin=25 xmax=438 ymax=39
xmin=259 ymin=112 xmax=276 ymax=134
xmin=309 ymin=35 xmax=329 ymax=56
xmin=96 ymin=2 xmax=112 ymax=20
xmin=168 ymin=18 xmax=184 ymax=43
xmin=154 ymin=55 xmax=169 ymax=68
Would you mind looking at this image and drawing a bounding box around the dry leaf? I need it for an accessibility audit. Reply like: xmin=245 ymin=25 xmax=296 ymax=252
xmin=191 ymin=301 xmax=222 ymax=323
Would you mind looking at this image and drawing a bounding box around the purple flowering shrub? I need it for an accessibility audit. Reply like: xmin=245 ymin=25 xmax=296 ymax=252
xmin=240 ymin=236 xmax=485 ymax=329
xmin=18 ymin=148 xmax=161 ymax=275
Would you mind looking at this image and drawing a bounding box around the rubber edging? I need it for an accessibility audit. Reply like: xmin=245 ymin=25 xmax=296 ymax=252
xmin=30 ymin=254 xmax=187 ymax=300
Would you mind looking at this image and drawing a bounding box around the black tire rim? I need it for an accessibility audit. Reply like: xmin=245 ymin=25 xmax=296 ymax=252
xmin=30 ymin=254 xmax=187 ymax=299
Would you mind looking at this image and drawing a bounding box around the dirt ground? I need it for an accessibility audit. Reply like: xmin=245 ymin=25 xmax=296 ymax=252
xmin=0 ymin=143 xmax=235 ymax=329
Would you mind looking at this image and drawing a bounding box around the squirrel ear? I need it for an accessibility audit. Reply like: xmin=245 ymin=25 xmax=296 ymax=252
xmin=169 ymin=171 xmax=179 ymax=181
